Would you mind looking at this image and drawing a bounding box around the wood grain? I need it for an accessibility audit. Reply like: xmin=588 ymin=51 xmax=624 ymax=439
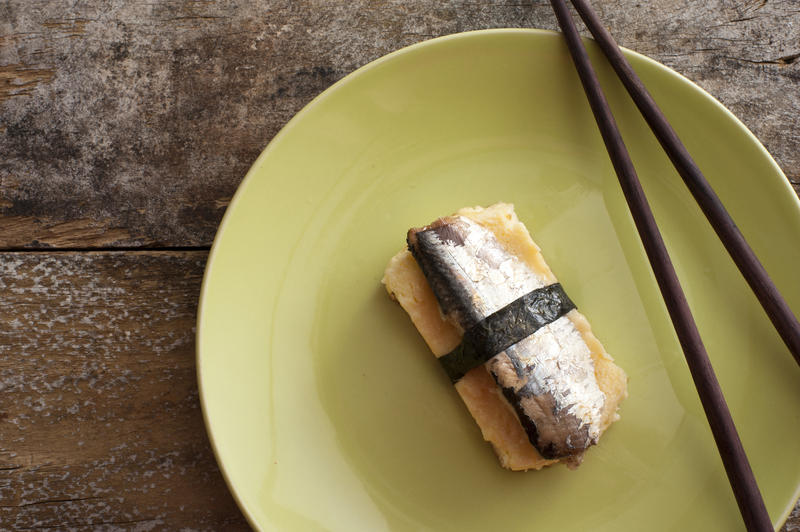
xmin=1 ymin=1 xmax=798 ymax=529
xmin=0 ymin=251 xmax=248 ymax=530
xmin=0 ymin=250 xmax=797 ymax=530
xmin=0 ymin=0 xmax=798 ymax=248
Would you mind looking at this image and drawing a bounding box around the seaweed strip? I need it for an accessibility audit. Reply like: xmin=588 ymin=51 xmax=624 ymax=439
xmin=438 ymin=283 xmax=576 ymax=382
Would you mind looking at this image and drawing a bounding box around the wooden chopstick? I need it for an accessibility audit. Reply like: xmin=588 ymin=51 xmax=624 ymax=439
xmin=570 ymin=0 xmax=800 ymax=368
xmin=548 ymin=1 xmax=773 ymax=530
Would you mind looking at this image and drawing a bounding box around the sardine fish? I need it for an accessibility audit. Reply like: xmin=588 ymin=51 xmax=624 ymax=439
xmin=407 ymin=215 xmax=606 ymax=460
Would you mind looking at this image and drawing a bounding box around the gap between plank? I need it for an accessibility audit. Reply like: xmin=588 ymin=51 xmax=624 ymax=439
xmin=0 ymin=245 xmax=211 ymax=253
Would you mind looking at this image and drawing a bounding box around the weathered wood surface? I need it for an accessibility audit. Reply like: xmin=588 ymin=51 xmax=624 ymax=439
xmin=1 ymin=0 xmax=799 ymax=530
xmin=0 ymin=251 xmax=249 ymax=530
xmin=0 ymin=252 xmax=797 ymax=531
xmin=0 ymin=0 xmax=798 ymax=248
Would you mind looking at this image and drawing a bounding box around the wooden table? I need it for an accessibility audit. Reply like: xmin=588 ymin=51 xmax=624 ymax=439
xmin=1 ymin=1 xmax=798 ymax=529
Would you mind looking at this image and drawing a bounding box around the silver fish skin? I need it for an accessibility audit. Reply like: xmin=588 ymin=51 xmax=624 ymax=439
xmin=407 ymin=215 xmax=606 ymax=460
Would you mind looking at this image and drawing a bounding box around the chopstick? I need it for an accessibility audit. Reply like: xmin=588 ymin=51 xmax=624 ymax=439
xmin=548 ymin=1 xmax=773 ymax=531
xmin=570 ymin=0 xmax=800 ymax=368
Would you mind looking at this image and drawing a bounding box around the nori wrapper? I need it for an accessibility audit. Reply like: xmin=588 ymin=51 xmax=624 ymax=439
xmin=438 ymin=283 xmax=576 ymax=382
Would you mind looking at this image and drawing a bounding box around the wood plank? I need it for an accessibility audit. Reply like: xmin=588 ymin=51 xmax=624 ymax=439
xmin=1 ymin=0 xmax=798 ymax=248
xmin=0 ymin=246 xmax=796 ymax=529
xmin=0 ymin=251 xmax=248 ymax=530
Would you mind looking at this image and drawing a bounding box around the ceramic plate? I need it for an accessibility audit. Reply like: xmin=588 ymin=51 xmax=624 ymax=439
xmin=197 ymin=29 xmax=800 ymax=531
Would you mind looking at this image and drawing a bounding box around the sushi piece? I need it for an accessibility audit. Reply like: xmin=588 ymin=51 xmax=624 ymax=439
xmin=407 ymin=215 xmax=606 ymax=460
xmin=382 ymin=203 xmax=627 ymax=470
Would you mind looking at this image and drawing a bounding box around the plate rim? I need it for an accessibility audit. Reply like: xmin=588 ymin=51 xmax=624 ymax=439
xmin=195 ymin=27 xmax=800 ymax=530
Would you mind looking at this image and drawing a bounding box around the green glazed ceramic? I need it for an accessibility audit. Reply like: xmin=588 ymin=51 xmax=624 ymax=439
xmin=197 ymin=29 xmax=800 ymax=531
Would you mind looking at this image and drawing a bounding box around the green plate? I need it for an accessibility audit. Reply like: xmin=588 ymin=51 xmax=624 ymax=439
xmin=197 ymin=29 xmax=800 ymax=531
